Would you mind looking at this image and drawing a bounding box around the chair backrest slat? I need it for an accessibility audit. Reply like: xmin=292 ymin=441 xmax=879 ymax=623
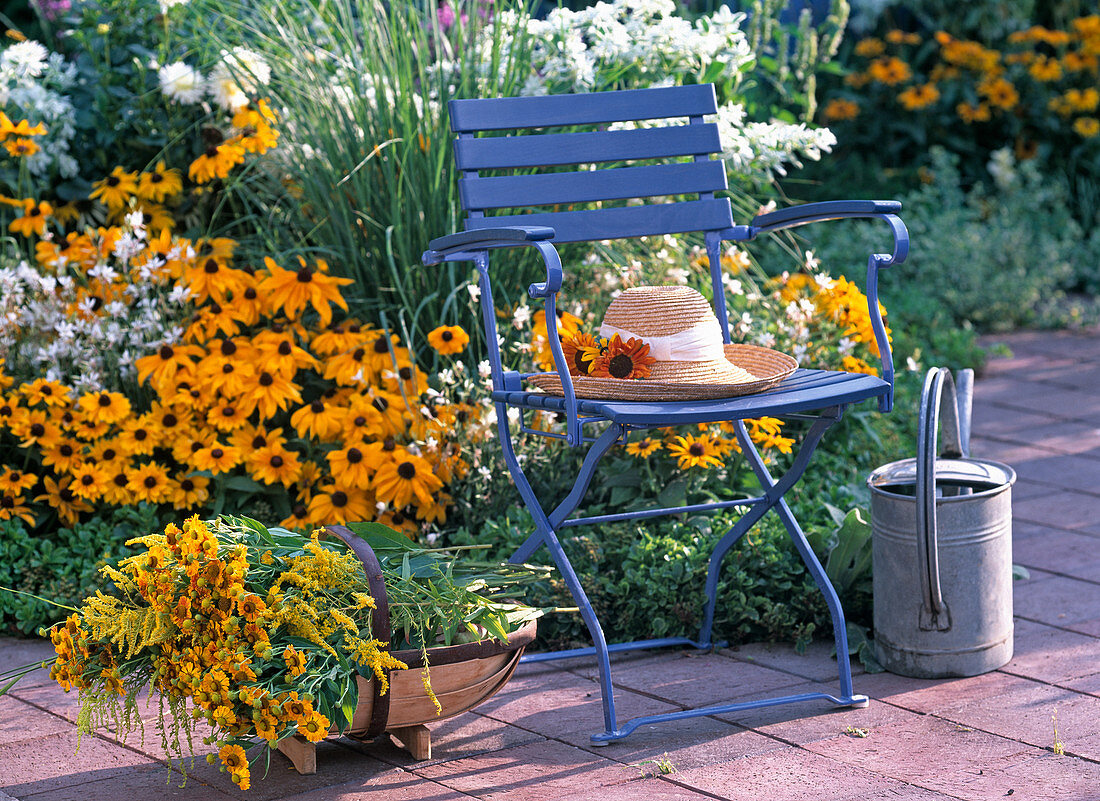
xmin=450 ymin=84 xmax=718 ymax=132
xmin=460 ymin=161 xmax=727 ymax=211
xmin=454 ymin=123 xmax=722 ymax=170
xmin=466 ymin=199 xmax=734 ymax=243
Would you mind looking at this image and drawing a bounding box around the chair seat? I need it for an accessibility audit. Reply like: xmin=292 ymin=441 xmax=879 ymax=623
xmin=492 ymin=368 xmax=889 ymax=427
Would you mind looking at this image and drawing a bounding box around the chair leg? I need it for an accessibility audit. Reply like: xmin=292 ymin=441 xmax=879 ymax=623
xmin=496 ymin=407 xmax=627 ymax=739
xmin=733 ymin=418 xmax=867 ymax=707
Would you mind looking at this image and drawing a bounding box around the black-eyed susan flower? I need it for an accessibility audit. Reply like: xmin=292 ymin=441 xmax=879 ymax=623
xmin=322 ymin=343 xmax=376 ymax=386
xmin=127 ymin=462 xmax=173 ymax=503
xmin=78 ymin=390 xmax=132 ymax=426
xmin=306 ymin=483 xmax=373 ymax=525
xmin=90 ymin=167 xmax=139 ymax=212
xmin=241 ymin=370 xmax=302 ymax=420
xmin=897 ymin=83 xmax=940 ymax=110
xmin=8 ymin=200 xmax=51 ymax=238
xmin=70 ymin=462 xmax=111 ymax=501
xmin=170 ymin=473 xmax=210 ymax=510
xmin=17 ymin=379 xmax=69 ymax=409
xmin=309 ymin=320 xmax=374 ymax=357
xmin=290 ymin=398 xmax=344 ymax=441
xmin=667 ymin=433 xmax=724 ymax=469
xmin=0 ymin=468 xmax=36 ymax=495
xmin=206 ymin=399 xmax=249 ymax=432
xmin=35 ymin=476 xmax=92 ymax=526
xmin=11 ymin=409 xmax=62 ymax=450
xmin=365 ymin=388 xmax=410 ymax=438
xmin=188 ymin=141 xmax=246 ymax=184
xmin=259 ymin=256 xmax=351 ymax=327
xmin=625 ymin=437 xmax=662 ymax=457
xmin=118 ymin=414 xmax=158 ymax=456
xmin=561 ymin=333 xmax=603 ymax=376
xmin=182 ymin=257 xmax=251 ymax=305
xmin=248 ymin=445 xmax=301 ymax=487
xmin=3 ymin=137 xmax=38 ymax=157
xmin=0 ymin=493 xmax=35 ymax=526
xmin=40 ymin=439 xmax=84 ymax=473
xmin=427 ymin=325 xmax=469 ymax=355
xmin=0 ymin=115 xmax=47 ymax=137
xmin=279 ymin=502 xmax=311 ymax=530
xmin=190 ymin=444 xmax=241 ymax=475
xmin=591 ymin=335 xmax=655 ymax=380
xmin=136 ymin=160 xmax=183 ymax=203
xmin=327 ymin=444 xmax=375 ymax=489
xmin=867 ymin=56 xmax=911 ymax=85
xmin=372 ymin=452 xmax=443 ymax=510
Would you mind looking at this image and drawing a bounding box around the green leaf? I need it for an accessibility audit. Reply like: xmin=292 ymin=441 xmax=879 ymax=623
xmin=223 ymin=476 xmax=267 ymax=494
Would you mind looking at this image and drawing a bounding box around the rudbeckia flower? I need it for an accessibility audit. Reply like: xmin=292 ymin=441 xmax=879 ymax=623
xmin=290 ymin=398 xmax=344 ymax=441
xmin=306 ymin=484 xmax=373 ymax=525
xmin=241 ymin=370 xmax=302 ymax=420
xmin=136 ymin=160 xmax=183 ymax=203
xmin=258 ymin=256 xmax=351 ymax=327
xmin=127 ymin=462 xmax=173 ymax=503
xmin=371 ymin=452 xmax=443 ymax=510
xmin=427 ymin=325 xmax=469 ymax=355
xmin=247 ymin=445 xmax=301 ymax=487
xmin=188 ymin=141 xmax=246 ymax=184
xmin=8 ymin=200 xmax=52 ymax=238
xmin=190 ymin=444 xmax=241 ymax=475
xmin=0 ymin=493 xmax=35 ymax=526
xmin=561 ymin=333 xmax=603 ymax=376
xmin=3 ymin=137 xmax=38 ymax=157
xmin=590 ymin=335 xmax=655 ymax=380
xmin=0 ymin=468 xmax=37 ymax=495
xmin=327 ymin=444 xmax=375 ymax=489
xmin=90 ymin=167 xmax=139 ymax=212
xmin=667 ymin=433 xmax=724 ymax=469
xmin=118 ymin=414 xmax=158 ymax=456
xmin=18 ymin=378 xmax=70 ymax=408
xmin=70 ymin=462 xmax=111 ymax=501
xmin=206 ymin=399 xmax=249 ymax=432
xmin=171 ymin=474 xmax=210 ymax=510
xmin=40 ymin=439 xmax=84 ymax=473
xmin=78 ymin=390 xmax=132 ymax=426
xmin=182 ymin=257 xmax=251 ymax=304
xmin=35 ymin=476 xmax=93 ymax=526
xmin=625 ymin=437 xmax=662 ymax=457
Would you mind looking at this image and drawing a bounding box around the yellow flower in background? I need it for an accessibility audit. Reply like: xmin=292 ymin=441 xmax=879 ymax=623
xmin=1066 ymin=88 xmax=1100 ymax=112
xmin=885 ymin=30 xmax=921 ymax=46
xmin=136 ymin=160 xmax=183 ymax=203
xmin=867 ymin=56 xmax=911 ymax=85
xmin=1028 ymin=55 xmax=1064 ymax=82
xmin=1073 ymin=117 xmax=1100 ymax=137
xmin=90 ymin=167 xmax=138 ymax=212
xmin=978 ymin=77 xmax=1019 ymax=110
xmin=823 ymin=98 xmax=860 ymax=121
xmin=0 ymin=493 xmax=35 ymax=526
xmin=78 ymin=390 xmax=132 ymax=425
xmin=259 ymin=257 xmax=351 ymax=326
xmin=426 ymin=325 xmax=469 ymax=355
xmin=8 ymin=200 xmax=51 ymax=237
xmin=667 ymin=433 xmax=723 ymax=469
xmin=372 ymin=452 xmax=443 ymax=510
xmin=854 ymin=38 xmax=885 ymax=57
xmin=898 ymin=83 xmax=941 ymax=110
xmin=188 ymin=142 xmax=246 ymax=184
xmin=0 ymin=114 xmax=46 ymax=138
xmin=956 ymin=101 xmax=992 ymax=124
xmin=625 ymin=437 xmax=661 ymax=457
xmin=3 ymin=137 xmax=38 ymax=157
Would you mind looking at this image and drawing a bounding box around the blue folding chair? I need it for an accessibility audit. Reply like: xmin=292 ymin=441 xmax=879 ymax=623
xmin=422 ymin=84 xmax=908 ymax=744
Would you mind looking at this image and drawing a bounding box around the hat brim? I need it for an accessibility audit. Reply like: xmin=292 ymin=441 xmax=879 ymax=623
xmin=527 ymin=344 xmax=797 ymax=401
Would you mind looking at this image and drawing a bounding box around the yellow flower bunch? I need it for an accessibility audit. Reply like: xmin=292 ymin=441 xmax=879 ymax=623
xmin=47 ymin=516 xmax=405 ymax=793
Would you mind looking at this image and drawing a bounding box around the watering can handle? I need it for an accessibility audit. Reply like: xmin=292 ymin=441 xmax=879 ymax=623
xmin=916 ymin=367 xmax=974 ymax=632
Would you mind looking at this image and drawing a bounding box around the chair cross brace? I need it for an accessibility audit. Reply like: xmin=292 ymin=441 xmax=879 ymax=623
xmin=503 ymin=403 xmax=867 ymax=743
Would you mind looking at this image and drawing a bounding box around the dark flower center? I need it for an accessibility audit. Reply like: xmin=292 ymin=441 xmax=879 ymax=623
xmin=348 ymin=324 xmax=361 ymax=334
xmin=244 ymin=287 xmax=257 ymax=300
xmin=373 ymin=337 xmax=389 ymax=354
xmin=181 ymin=479 xmax=195 ymax=491
xmin=372 ymin=397 xmax=388 ymax=412
xmin=353 ymin=416 xmax=367 ymax=427
xmin=211 ymin=448 xmax=224 ymax=459
xmin=221 ymin=340 xmax=237 ymax=356
xmin=30 ymin=423 xmax=44 ymax=437
xmin=331 ymin=491 xmax=348 ymax=507
xmin=41 ymin=385 xmax=52 ymax=395
xmin=277 ymin=341 xmax=292 ymax=356
xmin=98 ymin=394 xmax=112 ymax=407
xmin=353 ymin=347 xmax=365 ymax=361
xmin=81 ymin=475 xmax=94 ymax=486
xmin=252 ymin=435 xmax=267 ymax=449
xmin=441 ymin=330 xmax=453 ymax=341
xmin=162 ymin=413 xmax=178 ymax=427
xmin=608 ymin=354 xmax=634 ymax=379
xmin=399 ymin=367 xmax=412 ymax=380
xmin=310 ymin=400 xmax=324 ymax=413
xmin=397 ymin=462 xmax=416 ymax=480
xmin=151 ymin=172 xmax=164 ymax=183
xmin=60 ymin=444 xmax=73 ymax=457
xmin=259 ymin=372 xmax=273 ymax=387
xmin=222 ymin=406 xmax=235 ymax=417
xmin=144 ymin=476 xmax=157 ymax=488
xmin=347 ymin=448 xmax=362 ymax=464
xmin=191 ymin=441 xmax=204 ymax=453
xmin=689 ymin=443 xmax=705 ymax=457
xmin=383 ymin=437 xmax=395 ymax=451
xmin=296 ymin=267 xmax=312 ymax=283
xmin=222 ymin=364 xmax=234 ymax=374
xmin=292 ymin=504 xmax=307 ymax=518
xmin=456 ymin=410 xmax=469 ymax=423
xmin=159 ymin=344 xmax=174 ymax=359
xmin=103 ymin=448 xmax=116 ymax=460
xmin=113 ymin=474 xmax=127 ymax=488
xmin=269 ymin=455 xmax=284 ymax=468
xmin=106 ymin=176 xmax=120 ymax=187
xmin=204 ymin=259 xmax=219 ymax=274
xmin=134 ymin=429 xmax=147 ymax=440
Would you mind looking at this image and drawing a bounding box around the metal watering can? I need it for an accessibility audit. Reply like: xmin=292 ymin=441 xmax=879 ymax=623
xmin=867 ymin=367 xmax=1016 ymax=678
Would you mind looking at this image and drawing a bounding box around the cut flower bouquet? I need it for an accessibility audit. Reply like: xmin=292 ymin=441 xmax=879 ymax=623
xmin=28 ymin=516 xmax=546 ymax=790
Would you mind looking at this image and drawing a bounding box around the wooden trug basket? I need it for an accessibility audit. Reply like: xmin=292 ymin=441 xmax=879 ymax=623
xmin=276 ymin=525 xmax=536 ymax=772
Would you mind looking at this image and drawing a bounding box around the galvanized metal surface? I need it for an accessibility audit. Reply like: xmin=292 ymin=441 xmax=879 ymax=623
xmin=869 ymin=368 xmax=1016 ymax=678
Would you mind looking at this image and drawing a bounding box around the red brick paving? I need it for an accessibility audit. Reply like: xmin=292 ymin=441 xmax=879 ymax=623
xmin=2 ymin=328 xmax=1099 ymax=799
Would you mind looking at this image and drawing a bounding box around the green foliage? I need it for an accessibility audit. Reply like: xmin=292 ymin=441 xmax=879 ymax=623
xmin=0 ymin=505 xmax=157 ymax=634
xmin=808 ymin=148 xmax=1096 ymax=332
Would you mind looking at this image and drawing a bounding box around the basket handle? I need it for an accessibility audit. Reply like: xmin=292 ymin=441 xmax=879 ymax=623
xmin=915 ymin=367 xmax=973 ymax=632
xmin=325 ymin=524 xmax=392 ymax=738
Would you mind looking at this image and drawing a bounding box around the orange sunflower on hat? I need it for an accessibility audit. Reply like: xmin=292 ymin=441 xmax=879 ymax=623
xmin=590 ymin=335 xmax=655 ymax=380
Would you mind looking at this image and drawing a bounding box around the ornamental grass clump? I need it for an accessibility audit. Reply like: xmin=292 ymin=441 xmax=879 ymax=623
xmin=41 ymin=515 xmax=545 ymax=791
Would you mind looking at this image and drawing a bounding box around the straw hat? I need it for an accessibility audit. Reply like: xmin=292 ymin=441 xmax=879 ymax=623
xmin=527 ymin=286 xmax=796 ymax=401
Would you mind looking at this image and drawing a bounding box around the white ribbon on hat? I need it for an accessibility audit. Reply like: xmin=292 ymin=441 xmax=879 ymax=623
xmin=599 ymin=317 xmax=725 ymax=362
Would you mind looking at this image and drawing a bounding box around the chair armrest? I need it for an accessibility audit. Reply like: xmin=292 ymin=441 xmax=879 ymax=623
xmin=422 ymin=226 xmax=556 ymax=265
xmin=749 ymin=200 xmax=902 ymax=233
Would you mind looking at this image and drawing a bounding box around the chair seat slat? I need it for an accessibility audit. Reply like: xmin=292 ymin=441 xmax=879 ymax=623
xmin=466 ymin=199 xmax=734 ymax=243
xmin=460 ymin=161 xmax=727 ymax=210
xmin=449 ymin=85 xmax=718 ymax=132
xmin=491 ymin=370 xmax=888 ymax=426
xmin=454 ymin=124 xmax=722 ymax=170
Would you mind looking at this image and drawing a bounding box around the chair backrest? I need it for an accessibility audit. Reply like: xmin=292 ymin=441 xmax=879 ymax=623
xmin=449 ymin=84 xmax=734 ymax=243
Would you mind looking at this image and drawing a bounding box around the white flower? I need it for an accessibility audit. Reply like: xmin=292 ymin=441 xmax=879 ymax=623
xmin=208 ymin=47 xmax=271 ymax=111
xmin=478 ymin=360 xmax=492 ymax=379
xmin=466 ymin=283 xmax=481 ymax=302
xmin=1 ymin=41 xmax=49 ymax=78
xmin=158 ymin=62 xmax=205 ymax=104
xmin=512 ymin=304 xmax=531 ymax=329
